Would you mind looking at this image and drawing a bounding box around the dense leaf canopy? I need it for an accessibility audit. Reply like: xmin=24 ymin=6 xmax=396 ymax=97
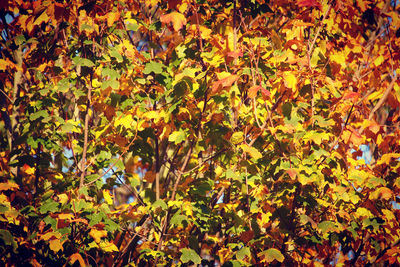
xmin=1 ymin=0 xmax=400 ymax=266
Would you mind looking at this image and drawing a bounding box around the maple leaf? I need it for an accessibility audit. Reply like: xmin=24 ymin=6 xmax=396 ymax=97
xmin=211 ymin=74 xmax=238 ymax=94
xmin=160 ymin=11 xmax=186 ymax=31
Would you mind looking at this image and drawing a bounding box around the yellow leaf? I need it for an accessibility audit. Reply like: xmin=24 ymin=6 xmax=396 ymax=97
xmin=58 ymin=213 xmax=74 ymax=220
xmin=330 ymin=51 xmax=346 ymax=66
xmin=70 ymin=253 xmax=86 ymax=267
xmin=89 ymin=229 xmax=108 ymax=243
xmin=34 ymin=11 xmax=49 ymax=26
xmin=240 ymin=144 xmax=262 ymax=160
xmin=115 ymin=114 xmax=133 ymax=129
xmin=160 ymin=12 xmax=187 ymax=31
xmin=49 ymin=239 xmax=63 ymax=253
xmin=261 ymin=248 xmax=284 ymax=263
xmin=41 ymin=231 xmax=62 ymax=241
xmin=103 ymin=190 xmax=114 ymax=205
xmin=370 ymin=187 xmax=393 ymax=200
xmin=107 ymin=12 xmax=120 ymax=27
xmin=283 ymin=72 xmax=297 ymax=92
xmin=0 ymin=59 xmax=9 ymax=70
xmin=0 ymin=182 xmax=19 ymax=191
xmin=355 ymin=207 xmax=373 ymax=218
xmin=376 ymin=153 xmax=400 ymax=165
xmin=99 ymin=240 xmax=119 ymax=252
xmin=58 ymin=193 xmax=69 ymax=204
xmin=230 ymin=131 xmax=244 ymax=144
xmin=373 ymin=55 xmax=384 ymax=66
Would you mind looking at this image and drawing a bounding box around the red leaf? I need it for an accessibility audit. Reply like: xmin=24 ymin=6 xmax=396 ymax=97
xmin=297 ymin=0 xmax=322 ymax=8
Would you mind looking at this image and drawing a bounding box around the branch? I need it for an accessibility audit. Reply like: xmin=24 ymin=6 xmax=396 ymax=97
xmin=79 ymin=81 xmax=92 ymax=189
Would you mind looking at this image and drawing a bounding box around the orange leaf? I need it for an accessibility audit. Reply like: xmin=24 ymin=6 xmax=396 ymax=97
xmin=248 ymin=85 xmax=262 ymax=98
xmin=144 ymin=170 xmax=156 ymax=183
xmin=107 ymin=12 xmax=120 ymax=28
xmin=343 ymin=92 xmax=359 ymax=100
xmin=70 ymin=253 xmax=86 ymax=267
xmin=287 ymin=169 xmax=297 ymax=179
xmin=160 ymin=11 xmax=186 ymax=31
xmin=211 ymin=74 xmax=238 ymax=94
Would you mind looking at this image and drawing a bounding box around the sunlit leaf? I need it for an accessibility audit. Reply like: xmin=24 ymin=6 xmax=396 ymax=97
xmin=160 ymin=11 xmax=187 ymax=31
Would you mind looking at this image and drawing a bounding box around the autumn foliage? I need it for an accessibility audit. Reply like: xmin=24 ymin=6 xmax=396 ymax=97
xmin=1 ymin=0 xmax=400 ymax=265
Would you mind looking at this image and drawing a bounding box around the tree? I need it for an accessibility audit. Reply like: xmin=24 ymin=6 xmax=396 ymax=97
xmin=1 ymin=0 xmax=399 ymax=265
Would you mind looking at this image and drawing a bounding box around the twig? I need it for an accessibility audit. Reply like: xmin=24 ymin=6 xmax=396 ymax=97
xmin=79 ymin=80 xmax=92 ymax=188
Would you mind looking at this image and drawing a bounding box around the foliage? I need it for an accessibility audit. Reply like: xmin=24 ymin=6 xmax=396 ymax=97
xmin=1 ymin=0 xmax=400 ymax=265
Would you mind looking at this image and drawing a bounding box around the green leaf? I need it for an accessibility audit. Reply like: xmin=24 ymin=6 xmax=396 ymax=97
xmin=168 ymin=130 xmax=186 ymax=144
xmin=110 ymin=48 xmax=124 ymax=63
xmin=39 ymin=200 xmax=59 ymax=214
xmin=152 ymin=199 xmax=167 ymax=210
xmin=102 ymin=68 xmax=120 ymax=80
xmin=261 ymin=248 xmax=284 ymax=263
xmin=72 ymin=56 xmax=95 ymax=67
xmin=30 ymin=110 xmax=48 ymax=121
xmin=236 ymin=247 xmax=251 ymax=260
xmin=317 ymin=221 xmax=337 ymax=233
xmin=180 ymin=248 xmax=201 ymax=264
xmin=101 ymin=80 xmax=120 ymax=90
xmin=143 ymin=61 xmax=164 ymax=75
xmin=170 ymin=213 xmax=188 ymax=226
xmin=0 ymin=229 xmax=17 ymax=249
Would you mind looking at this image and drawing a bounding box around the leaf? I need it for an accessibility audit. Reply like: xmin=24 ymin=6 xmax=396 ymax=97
xmin=143 ymin=61 xmax=164 ymax=75
xmin=317 ymin=221 xmax=337 ymax=233
xmin=211 ymin=74 xmax=238 ymax=94
xmin=236 ymin=247 xmax=251 ymax=260
xmin=283 ymin=72 xmax=297 ymax=92
xmin=240 ymin=144 xmax=262 ymax=160
xmin=107 ymin=12 xmax=120 ymax=27
xmin=286 ymin=169 xmax=297 ymax=179
xmin=70 ymin=253 xmax=86 ymax=267
xmin=89 ymin=229 xmax=108 ymax=243
xmin=370 ymin=187 xmax=393 ymax=200
xmin=49 ymin=239 xmax=63 ymax=252
xmin=72 ymin=56 xmax=95 ymax=67
xmin=261 ymin=248 xmax=284 ymax=263
xmin=160 ymin=12 xmax=187 ymax=31
xmin=39 ymin=200 xmax=59 ymax=214
xmin=152 ymin=199 xmax=168 ymax=210
xmin=180 ymin=248 xmax=201 ymax=264
xmin=168 ymin=130 xmax=186 ymax=144
xmin=248 ymin=85 xmax=263 ymax=98
xmin=99 ymin=240 xmax=119 ymax=252
xmin=230 ymin=131 xmax=244 ymax=144
xmin=376 ymin=153 xmax=400 ymax=166
xmin=0 ymin=229 xmax=16 ymax=249
xmin=297 ymin=0 xmax=322 ymax=8
xmin=373 ymin=55 xmax=384 ymax=66
xmin=103 ymin=190 xmax=113 ymax=205
xmin=0 ymin=182 xmax=19 ymax=191
xmin=170 ymin=213 xmax=188 ymax=226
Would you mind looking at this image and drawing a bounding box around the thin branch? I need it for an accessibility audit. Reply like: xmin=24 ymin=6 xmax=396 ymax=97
xmin=79 ymin=81 xmax=92 ymax=189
